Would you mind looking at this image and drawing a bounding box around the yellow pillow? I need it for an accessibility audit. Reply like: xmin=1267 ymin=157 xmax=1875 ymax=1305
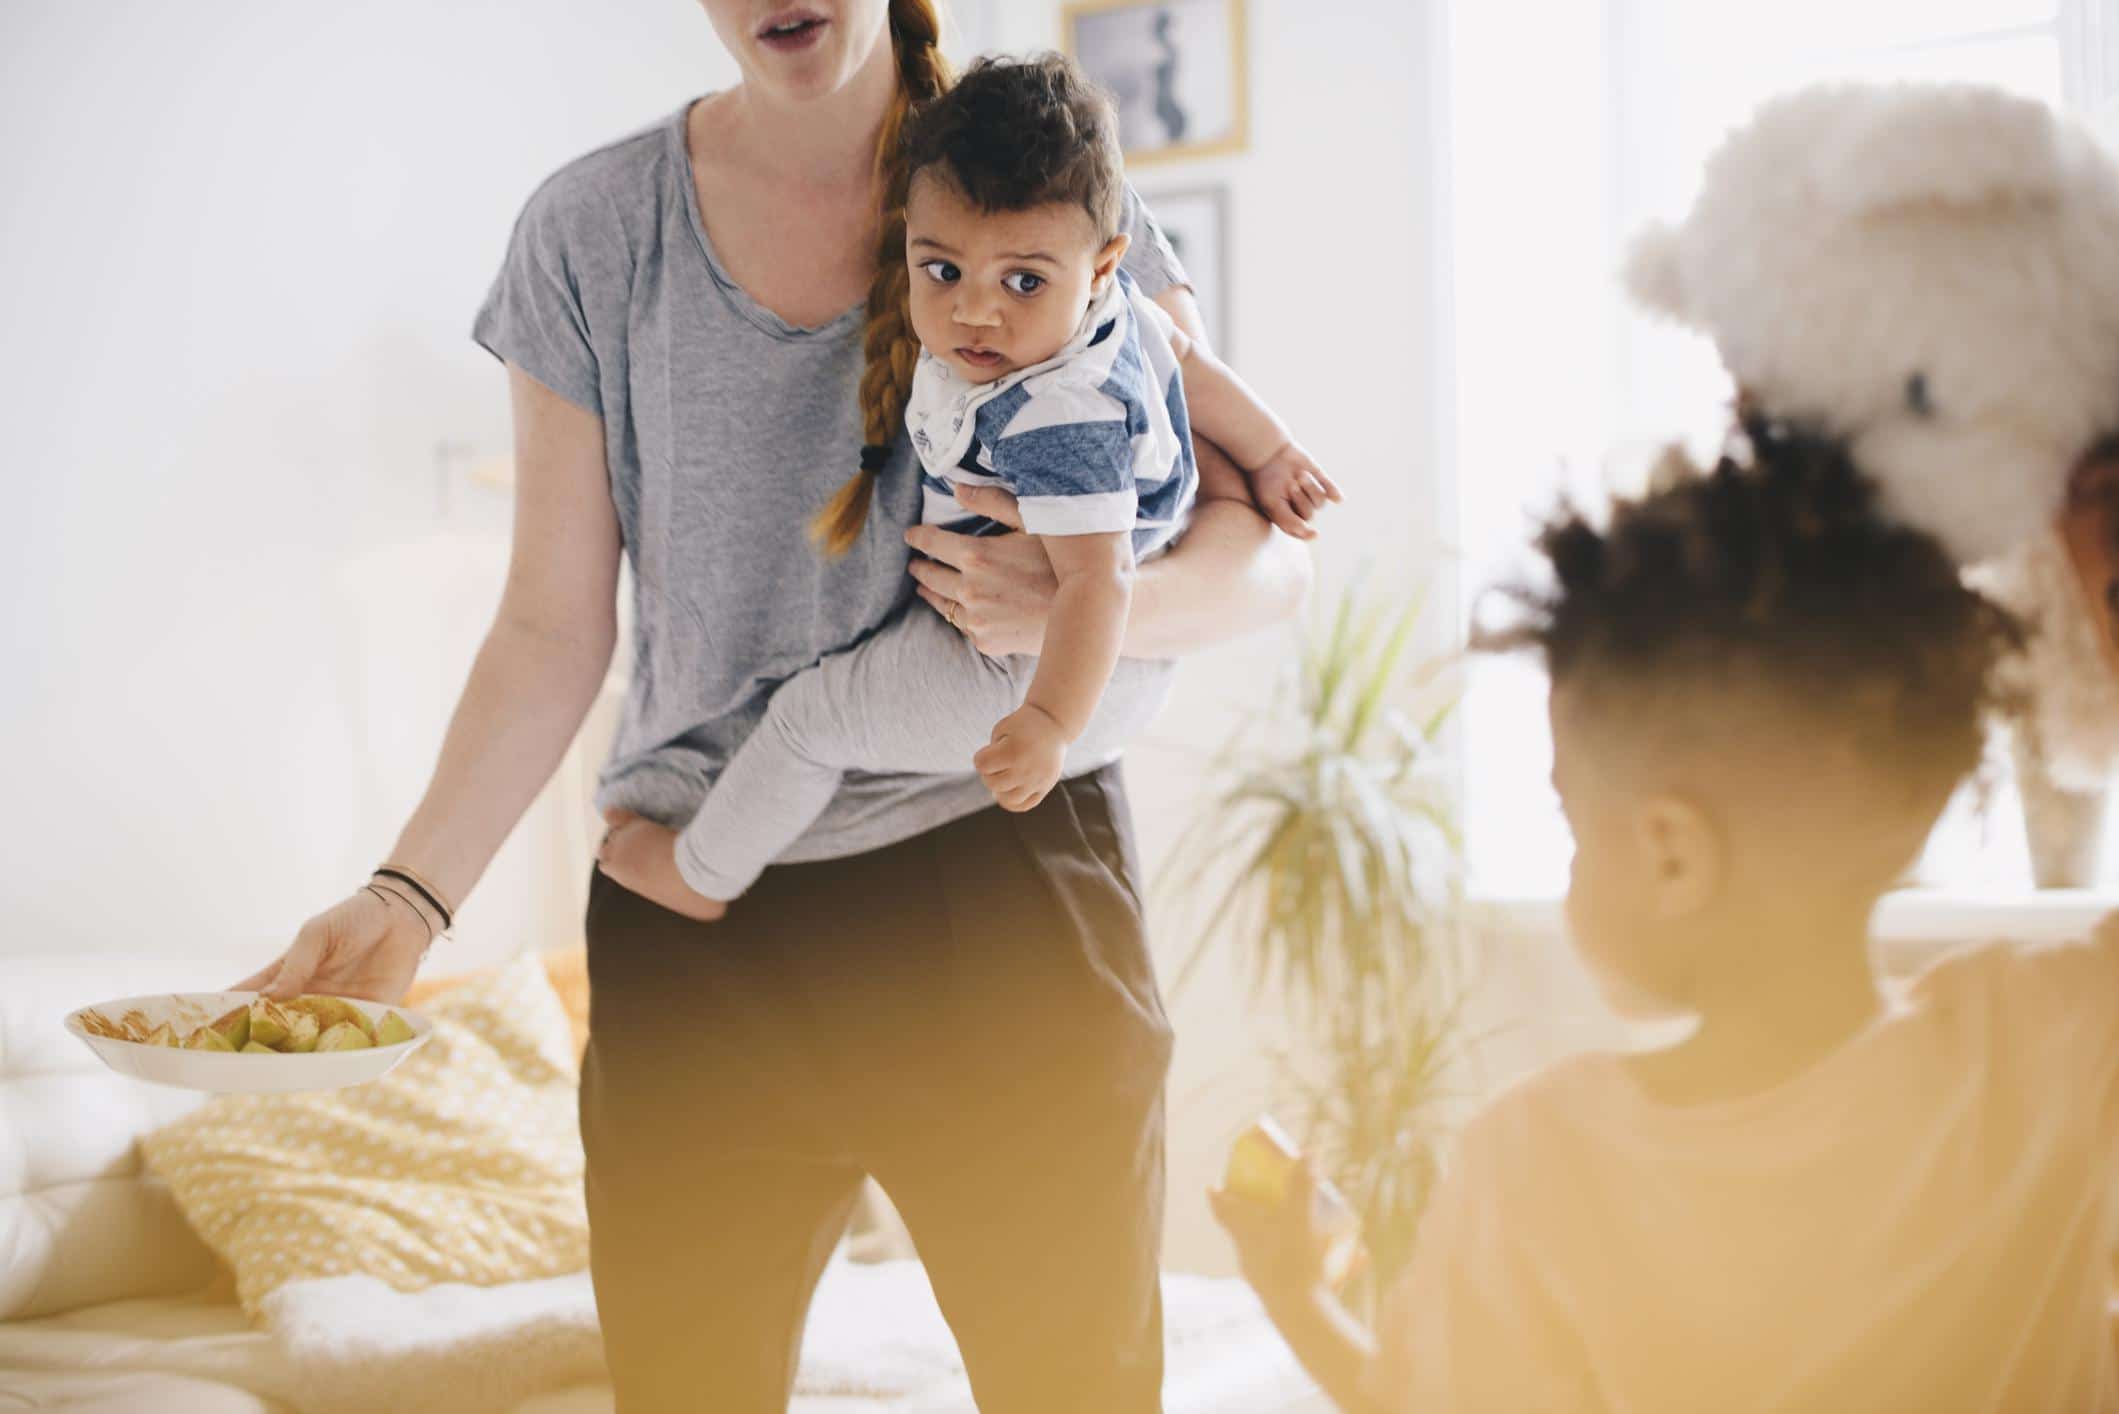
xmin=140 ymin=956 xmax=588 ymax=1320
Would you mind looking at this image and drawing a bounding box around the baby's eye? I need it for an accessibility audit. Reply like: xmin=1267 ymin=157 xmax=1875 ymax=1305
xmin=1003 ymin=271 xmax=1047 ymax=296
xmin=919 ymin=260 xmax=960 ymax=285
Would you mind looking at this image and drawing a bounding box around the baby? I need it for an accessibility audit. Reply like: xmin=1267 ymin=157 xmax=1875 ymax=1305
xmin=1215 ymin=423 xmax=2119 ymax=1411
xmin=602 ymin=53 xmax=1337 ymax=917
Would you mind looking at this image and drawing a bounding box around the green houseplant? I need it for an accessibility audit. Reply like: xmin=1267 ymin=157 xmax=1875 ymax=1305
xmin=1160 ymin=575 xmax=1466 ymax=1305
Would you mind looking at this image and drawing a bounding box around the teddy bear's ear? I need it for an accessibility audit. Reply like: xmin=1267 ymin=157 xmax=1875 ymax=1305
xmin=1811 ymin=83 xmax=2074 ymax=217
xmin=1622 ymin=220 xmax=1694 ymax=327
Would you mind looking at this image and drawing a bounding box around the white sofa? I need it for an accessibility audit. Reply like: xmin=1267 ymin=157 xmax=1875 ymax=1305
xmin=0 ymin=951 xmax=1330 ymax=1412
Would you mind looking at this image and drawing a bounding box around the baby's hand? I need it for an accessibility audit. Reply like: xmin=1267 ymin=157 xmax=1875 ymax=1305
xmin=596 ymin=808 xmax=727 ymax=922
xmin=974 ymin=705 xmax=1068 ymax=813
xmin=1252 ymin=442 xmax=1342 ymax=541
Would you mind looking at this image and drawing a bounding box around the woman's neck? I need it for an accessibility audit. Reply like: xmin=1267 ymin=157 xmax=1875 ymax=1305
xmin=716 ymin=37 xmax=900 ymax=193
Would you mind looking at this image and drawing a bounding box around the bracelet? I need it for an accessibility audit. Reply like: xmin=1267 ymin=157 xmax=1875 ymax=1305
xmin=372 ymin=866 xmax=454 ymax=931
xmin=367 ymin=879 xmax=439 ymax=945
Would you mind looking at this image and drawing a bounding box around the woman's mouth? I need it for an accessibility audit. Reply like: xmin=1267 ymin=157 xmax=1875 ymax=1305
xmin=956 ymin=347 xmax=1005 ymax=369
xmin=758 ymin=12 xmax=828 ymax=53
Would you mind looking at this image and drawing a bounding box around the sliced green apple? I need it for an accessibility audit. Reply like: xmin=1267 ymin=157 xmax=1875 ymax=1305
xmin=184 ymin=1024 xmax=235 ymax=1052
xmin=281 ymin=1011 xmax=321 ymax=1053
xmin=247 ymin=999 xmax=291 ymax=1047
xmin=314 ymin=1020 xmax=373 ymax=1052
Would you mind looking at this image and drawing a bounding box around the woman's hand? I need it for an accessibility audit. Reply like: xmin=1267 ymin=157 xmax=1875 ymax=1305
xmin=597 ymin=808 xmax=728 ymax=922
xmin=905 ymin=485 xmax=1055 ymax=658
xmin=226 ymin=887 xmax=434 ymax=1006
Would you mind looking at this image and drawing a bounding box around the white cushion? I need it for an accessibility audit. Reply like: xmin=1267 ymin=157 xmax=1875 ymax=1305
xmin=1 ymin=954 xmax=244 ymax=1319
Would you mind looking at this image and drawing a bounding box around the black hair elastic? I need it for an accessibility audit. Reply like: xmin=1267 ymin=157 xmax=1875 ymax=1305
xmin=859 ymin=443 xmax=890 ymax=473
xmin=372 ymin=867 xmax=453 ymax=932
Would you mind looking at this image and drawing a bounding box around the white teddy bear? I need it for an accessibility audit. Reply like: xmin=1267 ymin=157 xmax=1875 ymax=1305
xmin=1625 ymin=82 xmax=2119 ymax=785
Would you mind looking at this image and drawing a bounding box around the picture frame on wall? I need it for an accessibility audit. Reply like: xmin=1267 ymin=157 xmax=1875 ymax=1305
xmin=1064 ymin=0 xmax=1249 ymax=166
xmin=1141 ymin=185 xmax=1231 ymax=358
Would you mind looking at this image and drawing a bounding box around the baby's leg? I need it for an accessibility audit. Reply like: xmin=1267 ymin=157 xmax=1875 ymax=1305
xmin=674 ymin=606 xmax=1027 ymax=902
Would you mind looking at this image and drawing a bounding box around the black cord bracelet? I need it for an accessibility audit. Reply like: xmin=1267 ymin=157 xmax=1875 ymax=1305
xmin=372 ymin=867 xmax=453 ymax=931
xmin=365 ymin=881 xmax=437 ymax=944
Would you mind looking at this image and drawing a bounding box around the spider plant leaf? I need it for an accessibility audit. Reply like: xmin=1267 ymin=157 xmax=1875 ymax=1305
xmin=1343 ymin=589 xmax=1426 ymax=753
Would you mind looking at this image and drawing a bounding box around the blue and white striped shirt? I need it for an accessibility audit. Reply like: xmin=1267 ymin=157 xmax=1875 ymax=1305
xmin=903 ymin=267 xmax=1197 ymax=561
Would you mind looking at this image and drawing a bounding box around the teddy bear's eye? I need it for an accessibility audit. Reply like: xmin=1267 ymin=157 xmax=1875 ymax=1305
xmin=1905 ymin=372 xmax=1934 ymax=418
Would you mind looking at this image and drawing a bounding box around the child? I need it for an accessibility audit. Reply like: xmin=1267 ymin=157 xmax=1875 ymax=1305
xmin=1214 ymin=422 xmax=2119 ymax=1411
xmin=601 ymin=54 xmax=1338 ymax=918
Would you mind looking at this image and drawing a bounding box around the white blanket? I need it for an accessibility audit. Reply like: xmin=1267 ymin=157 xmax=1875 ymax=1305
xmin=260 ymin=1258 xmax=1315 ymax=1414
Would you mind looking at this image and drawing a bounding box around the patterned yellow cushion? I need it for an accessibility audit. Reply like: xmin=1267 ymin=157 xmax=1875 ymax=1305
xmin=139 ymin=957 xmax=588 ymax=1320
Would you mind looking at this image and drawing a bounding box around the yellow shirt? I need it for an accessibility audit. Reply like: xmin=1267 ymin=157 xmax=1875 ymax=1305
xmin=1370 ymin=931 xmax=2119 ymax=1412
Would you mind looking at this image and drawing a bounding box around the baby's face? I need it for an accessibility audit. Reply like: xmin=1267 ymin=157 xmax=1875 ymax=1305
xmin=904 ymin=171 xmax=1127 ymax=385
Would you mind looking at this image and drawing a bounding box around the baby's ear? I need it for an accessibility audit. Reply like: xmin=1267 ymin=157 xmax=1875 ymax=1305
xmin=1622 ymin=219 xmax=1694 ymax=328
xmin=1096 ymin=231 xmax=1131 ymax=282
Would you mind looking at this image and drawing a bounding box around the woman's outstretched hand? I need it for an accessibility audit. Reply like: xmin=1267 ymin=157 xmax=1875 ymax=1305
xmin=597 ymin=807 xmax=727 ymax=922
xmin=905 ymin=485 xmax=1056 ymax=658
xmin=226 ymin=888 xmax=433 ymax=1005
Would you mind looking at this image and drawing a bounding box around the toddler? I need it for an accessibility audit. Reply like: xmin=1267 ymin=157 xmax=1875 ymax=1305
xmin=1215 ymin=422 xmax=2119 ymax=1411
xmin=605 ymin=54 xmax=1337 ymax=916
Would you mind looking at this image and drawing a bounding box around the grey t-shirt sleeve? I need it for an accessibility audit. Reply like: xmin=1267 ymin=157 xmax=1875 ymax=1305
xmin=471 ymin=174 xmax=604 ymax=416
xmin=1117 ymin=182 xmax=1192 ymax=302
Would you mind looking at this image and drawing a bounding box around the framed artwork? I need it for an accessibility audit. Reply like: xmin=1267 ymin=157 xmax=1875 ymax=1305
xmin=1141 ymin=184 xmax=1231 ymax=357
xmin=1063 ymin=0 xmax=1249 ymax=166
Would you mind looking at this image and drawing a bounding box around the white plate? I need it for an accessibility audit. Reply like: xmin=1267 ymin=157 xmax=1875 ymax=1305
xmin=64 ymin=991 xmax=433 ymax=1093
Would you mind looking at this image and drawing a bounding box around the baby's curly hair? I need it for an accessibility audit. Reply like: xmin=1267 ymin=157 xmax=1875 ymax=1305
xmin=1485 ymin=416 xmax=2024 ymax=791
xmin=900 ymin=52 xmax=1126 ymax=240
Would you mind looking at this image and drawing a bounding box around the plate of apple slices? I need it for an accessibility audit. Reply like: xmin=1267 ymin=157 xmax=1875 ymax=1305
xmin=64 ymin=991 xmax=431 ymax=1093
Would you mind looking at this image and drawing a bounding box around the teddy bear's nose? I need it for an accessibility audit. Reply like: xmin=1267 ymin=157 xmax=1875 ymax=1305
xmin=1905 ymin=372 xmax=1934 ymax=418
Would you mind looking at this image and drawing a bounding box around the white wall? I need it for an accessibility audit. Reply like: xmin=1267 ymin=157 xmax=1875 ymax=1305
xmin=3 ymin=0 xmax=1446 ymax=1277
xmin=1 ymin=2 xmax=732 ymax=968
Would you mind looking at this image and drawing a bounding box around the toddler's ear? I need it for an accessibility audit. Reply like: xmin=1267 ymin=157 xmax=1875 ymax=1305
xmin=1636 ymin=793 xmax=1721 ymax=919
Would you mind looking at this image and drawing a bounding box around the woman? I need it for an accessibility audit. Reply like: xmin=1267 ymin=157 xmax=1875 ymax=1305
xmin=230 ymin=1 xmax=1307 ymax=1407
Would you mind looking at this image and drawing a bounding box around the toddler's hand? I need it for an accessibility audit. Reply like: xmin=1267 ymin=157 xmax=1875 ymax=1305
xmin=974 ymin=705 xmax=1068 ymax=813
xmin=596 ymin=808 xmax=727 ymax=922
xmin=1209 ymin=1158 xmax=1338 ymax=1312
xmin=1252 ymin=442 xmax=1342 ymax=542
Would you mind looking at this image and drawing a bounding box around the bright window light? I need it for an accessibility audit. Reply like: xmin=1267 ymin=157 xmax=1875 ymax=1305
xmin=1448 ymin=1 xmax=2094 ymax=898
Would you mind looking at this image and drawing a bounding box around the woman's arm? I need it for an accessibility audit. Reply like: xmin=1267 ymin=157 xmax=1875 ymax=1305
xmin=229 ymin=367 xmax=621 ymax=1000
xmin=1131 ymin=283 xmax=1313 ymax=656
xmin=384 ymin=366 xmax=623 ymax=905
xmin=906 ymin=284 xmax=1312 ymax=661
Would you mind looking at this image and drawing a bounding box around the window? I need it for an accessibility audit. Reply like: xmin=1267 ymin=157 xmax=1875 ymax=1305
xmin=1444 ymin=0 xmax=2119 ymax=897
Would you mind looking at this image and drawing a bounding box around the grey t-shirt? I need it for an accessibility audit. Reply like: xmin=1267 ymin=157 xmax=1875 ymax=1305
xmin=471 ymin=98 xmax=1191 ymax=864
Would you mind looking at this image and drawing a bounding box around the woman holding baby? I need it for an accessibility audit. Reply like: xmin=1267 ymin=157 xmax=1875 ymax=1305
xmin=232 ymin=2 xmax=1317 ymax=1409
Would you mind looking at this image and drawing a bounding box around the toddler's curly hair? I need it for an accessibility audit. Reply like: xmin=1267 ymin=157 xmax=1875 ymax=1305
xmin=1485 ymin=416 xmax=2024 ymax=790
